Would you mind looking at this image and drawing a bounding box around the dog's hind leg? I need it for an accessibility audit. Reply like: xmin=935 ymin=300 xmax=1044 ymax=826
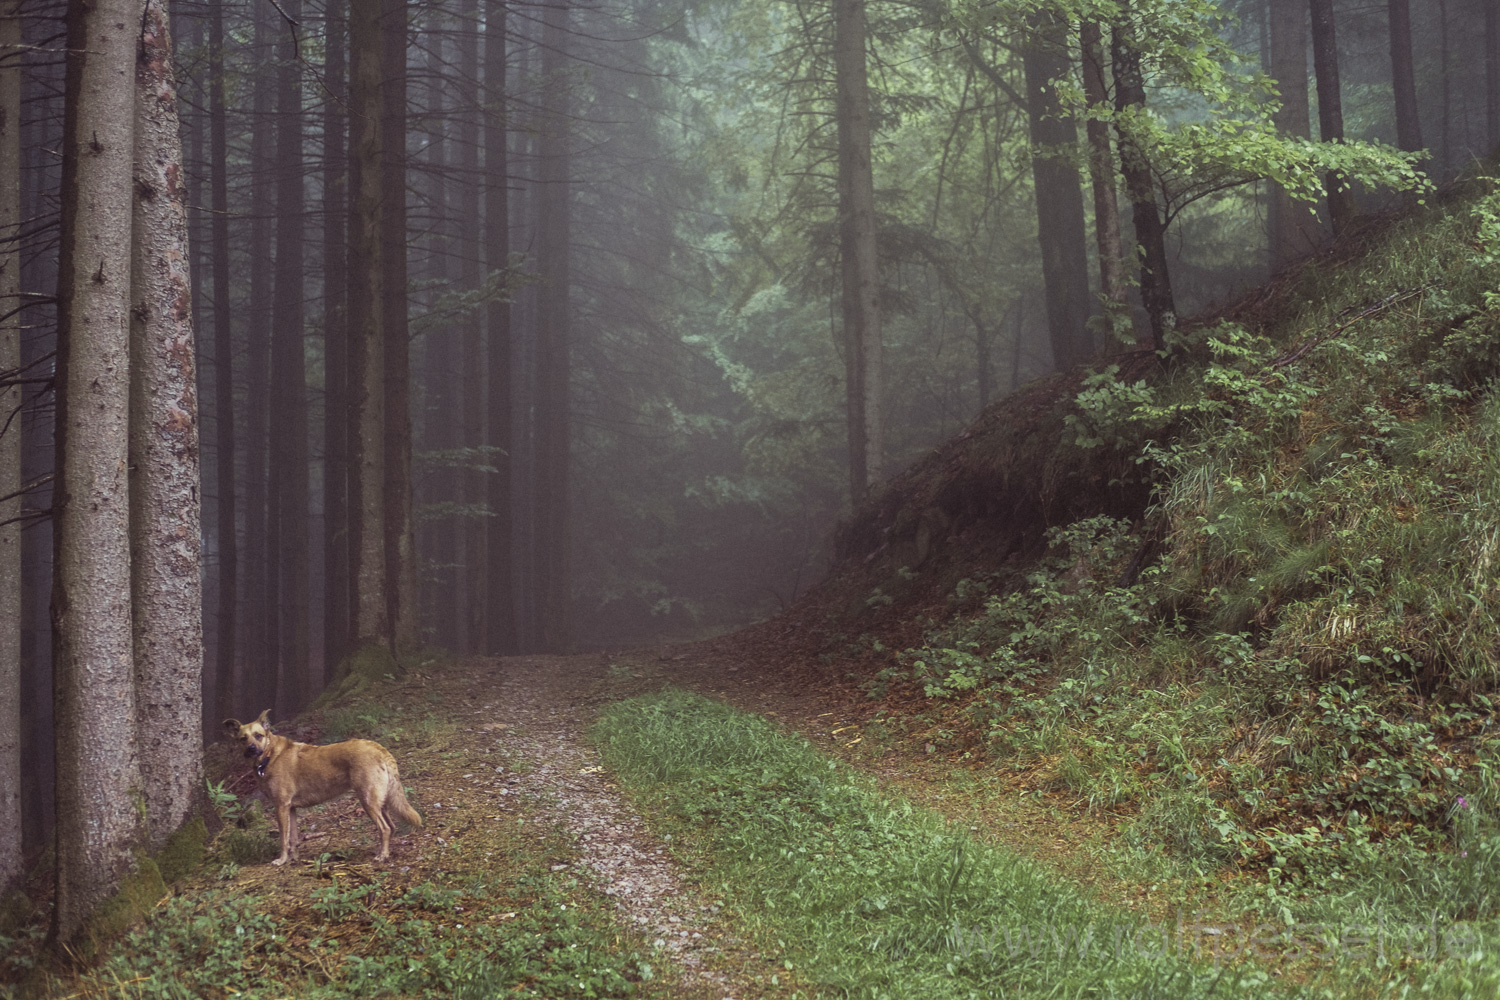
xmin=356 ymin=782 xmax=394 ymax=861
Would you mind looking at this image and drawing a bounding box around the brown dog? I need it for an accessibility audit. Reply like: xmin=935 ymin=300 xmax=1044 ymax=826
xmin=223 ymin=710 xmax=423 ymax=866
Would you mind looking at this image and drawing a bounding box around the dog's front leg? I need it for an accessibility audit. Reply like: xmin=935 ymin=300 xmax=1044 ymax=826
xmin=273 ymin=801 xmax=296 ymax=866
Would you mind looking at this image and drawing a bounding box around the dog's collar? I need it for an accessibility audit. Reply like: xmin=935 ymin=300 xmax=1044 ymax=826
xmin=255 ymin=753 xmax=271 ymax=777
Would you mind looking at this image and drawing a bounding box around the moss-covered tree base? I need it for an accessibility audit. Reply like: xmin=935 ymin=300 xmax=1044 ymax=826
xmin=318 ymin=642 xmax=402 ymax=707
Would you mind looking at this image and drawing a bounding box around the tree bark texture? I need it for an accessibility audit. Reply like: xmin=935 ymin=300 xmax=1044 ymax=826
xmin=0 ymin=0 xmax=22 ymax=895
xmin=1308 ymin=0 xmax=1357 ymax=233
xmin=535 ymin=0 xmax=572 ymax=651
xmin=1488 ymin=3 xmax=1499 ymax=154
xmin=1268 ymin=0 xmax=1318 ymax=265
xmin=484 ymin=0 xmax=515 ymax=654
xmin=51 ymin=0 xmax=147 ymax=944
xmin=381 ymin=0 xmax=416 ymax=658
xmin=348 ymin=0 xmax=389 ymax=652
xmin=834 ymin=0 xmax=884 ymax=501
xmin=129 ymin=0 xmax=203 ymax=849
xmin=1111 ymin=12 xmax=1175 ymax=351
xmin=1023 ymin=10 xmax=1093 ymax=368
xmin=1079 ymin=20 xmax=1132 ymax=347
xmin=207 ymin=0 xmax=238 ymax=726
xmin=323 ymin=0 xmax=350 ymax=686
xmin=271 ymin=0 xmax=309 ymax=709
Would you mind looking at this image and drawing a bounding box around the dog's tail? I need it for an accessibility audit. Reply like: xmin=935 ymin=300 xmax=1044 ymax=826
xmin=384 ymin=766 xmax=424 ymax=830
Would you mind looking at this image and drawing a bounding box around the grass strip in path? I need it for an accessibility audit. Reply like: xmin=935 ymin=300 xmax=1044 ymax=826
xmin=593 ymin=689 xmax=1346 ymax=1000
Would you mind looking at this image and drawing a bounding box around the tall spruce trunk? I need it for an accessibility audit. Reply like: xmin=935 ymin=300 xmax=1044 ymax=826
xmin=1022 ymin=10 xmax=1093 ymax=368
xmin=130 ymin=0 xmax=203 ymax=847
xmin=421 ymin=13 xmax=457 ymax=647
xmin=1268 ymin=0 xmax=1317 ymax=264
xmin=1111 ymin=9 xmax=1175 ymax=351
xmin=1387 ymin=0 xmax=1423 ymax=159
xmin=458 ymin=0 xmax=485 ymax=654
xmin=323 ymin=0 xmax=350 ymax=687
xmin=1309 ymin=0 xmax=1357 ymax=233
xmin=484 ymin=0 xmax=515 ymax=654
xmin=243 ymin=2 xmax=275 ymax=707
xmin=0 ymin=0 xmax=22 ymax=895
xmin=51 ymin=0 xmax=146 ymax=945
xmin=381 ymin=0 xmax=416 ymax=658
xmin=834 ymin=0 xmax=884 ymax=501
xmin=207 ymin=0 xmax=238 ymax=725
xmin=347 ymin=0 xmax=390 ymax=654
xmin=535 ymin=0 xmax=572 ymax=650
xmin=271 ymin=0 xmax=309 ymax=710
xmin=1080 ymin=20 xmax=1131 ymax=347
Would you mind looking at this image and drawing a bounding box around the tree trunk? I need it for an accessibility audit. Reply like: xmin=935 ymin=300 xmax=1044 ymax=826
xmin=323 ymin=0 xmax=350 ymax=689
xmin=1111 ymin=10 xmax=1175 ymax=351
xmin=348 ymin=0 xmax=390 ymax=654
xmin=207 ymin=0 xmax=238 ymax=727
xmin=0 ymin=0 xmax=22 ymax=895
xmin=1080 ymin=20 xmax=1132 ymax=347
xmin=1387 ymin=0 xmax=1423 ymax=158
xmin=484 ymin=0 xmax=515 ymax=654
xmin=50 ymin=0 xmax=146 ymax=944
xmin=1268 ymin=0 xmax=1318 ymax=264
xmin=458 ymin=0 xmax=485 ymax=655
xmin=1309 ymin=0 xmax=1357 ymax=233
xmin=271 ymin=0 xmax=309 ymax=710
xmin=1437 ymin=0 xmax=1450 ymax=180
xmin=421 ymin=11 xmax=457 ymax=648
xmin=381 ymin=0 xmax=416 ymax=659
xmin=535 ymin=0 xmax=572 ymax=650
xmin=834 ymin=0 xmax=884 ymax=501
xmin=1022 ymin=10 xmax=1093 ymax=368
xmin=243 ymin=1 xmax=275 ymax=707
xmin=129 ymin=0 xmax=203 ymax=848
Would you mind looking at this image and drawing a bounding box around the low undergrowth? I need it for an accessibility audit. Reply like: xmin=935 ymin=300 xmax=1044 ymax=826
xmin=592 ymin=689 xmax=1492 ymax=1000
xmin=864 ymin=179 xmax=1500 ymax=943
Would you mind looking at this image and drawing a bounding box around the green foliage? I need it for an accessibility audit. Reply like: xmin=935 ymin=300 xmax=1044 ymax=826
xmin=68 ymin=873 xmax=651 ymax=1000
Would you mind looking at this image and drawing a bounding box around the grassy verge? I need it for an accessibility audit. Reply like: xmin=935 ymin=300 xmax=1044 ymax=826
xmin=595 ymin=688 xmax=1400 ymax=999
xmin=1 ymin=667 xmax=668 ymax=1000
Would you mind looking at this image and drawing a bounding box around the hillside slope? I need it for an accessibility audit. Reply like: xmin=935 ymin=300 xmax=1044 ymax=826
xmin=773 ymin=177 xmax=1500 ymax=929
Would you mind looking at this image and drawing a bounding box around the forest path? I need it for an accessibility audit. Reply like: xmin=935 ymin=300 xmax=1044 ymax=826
xmin=430 ymin=651 xmax=747 ymax=999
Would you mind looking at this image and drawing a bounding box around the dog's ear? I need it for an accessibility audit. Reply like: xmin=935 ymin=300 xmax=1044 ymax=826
xmin=223 ymin=718 xmax=243 ymax=734
xmin=256 ymin=708 xmax=273 ymax=731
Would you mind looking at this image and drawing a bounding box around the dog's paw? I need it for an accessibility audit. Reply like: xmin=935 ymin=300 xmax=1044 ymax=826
xmin=271 ymin=856 xmax=290 ymax=867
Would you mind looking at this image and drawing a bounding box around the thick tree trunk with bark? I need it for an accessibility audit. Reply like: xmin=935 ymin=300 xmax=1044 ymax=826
xmin=129 ymin=0 xmax=203 ymax=848
xmin=1309 ymin=0 xmax=1357 ymax=233
xmin=1022 ymin=10 xmax=1093 ymax=368
xmin=381 ymin=0 xmax=417 ymax=658
xmin=535 ymin=0 xmax=572 ymax=651
xmin=348 ymin=0 xmax=390 ymax=652
xmin=1111 ymin=11 xmax=1175 ymax=351
xmin=484 ymin=0 xmax=515 ymax=654
xmin=1488 ymin=4 xmax=1499 ymax=154
xmin=834 ymin=0 xmax=884 ymax=501
xmin=207 ymin=0 xmax=238 ymax=727
xmin=1079 ymin=20 xmax=1131 ymax=346
xmin=271 ymin=0 xmax=309 ymax=710
xmin=1268 ymin=0 xmax=1318 ymax=265
xmin=51 ymin=0 xmax=146 ymax=944
xmin=0 ymin=0 xmax=22 ymax=895
xmin=323 ymin=0 xmax=350 ymax=687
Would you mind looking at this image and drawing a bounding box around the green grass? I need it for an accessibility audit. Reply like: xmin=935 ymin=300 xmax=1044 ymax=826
xmin=595 ymin=688 xmax=1362 ymax=1000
